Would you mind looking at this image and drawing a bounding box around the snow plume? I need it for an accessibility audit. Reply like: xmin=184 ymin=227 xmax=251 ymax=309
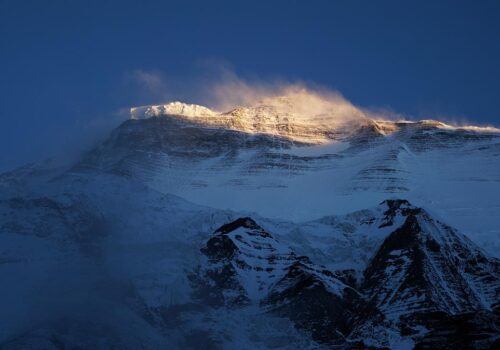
xmin=254 ymin=86 xmax=370 ymax=122
xmin=127 ymin=66 xmax=500 ymax=132
xmin=197 ymin=69 xmax=375 ymax=123
xmin=131 ymin=70 xmax=166 ymax=93
xmin=129 ymin=69 xmax=379 ymax=127
xmin=129 ymin=83 xmax=377 ymax=143
xmin=206 ymin=77 xmax=500 ymax=132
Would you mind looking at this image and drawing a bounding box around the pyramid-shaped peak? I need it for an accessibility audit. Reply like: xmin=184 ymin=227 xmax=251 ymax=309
xmin=214 ymin=217 xmax=261 ymax=235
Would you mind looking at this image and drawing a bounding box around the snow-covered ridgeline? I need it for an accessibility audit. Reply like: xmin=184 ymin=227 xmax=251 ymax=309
xmin=129 ymin=97 xmax=500 ymax=145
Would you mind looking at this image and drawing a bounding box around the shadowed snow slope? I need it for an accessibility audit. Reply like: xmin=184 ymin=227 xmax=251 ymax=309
xmin=188 ymin=204 xmax=500 ymax=349
xmin=0 ymin=164 xmax=498 ymax=348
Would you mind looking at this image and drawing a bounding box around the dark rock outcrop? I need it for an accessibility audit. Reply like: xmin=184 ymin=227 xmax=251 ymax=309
xmin=193 ymin=200 xmax=500 ymax=349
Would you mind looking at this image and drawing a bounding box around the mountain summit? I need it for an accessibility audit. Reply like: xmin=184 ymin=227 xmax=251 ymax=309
xmin=63 ymin=94 xmax=500 ymax=253
xmin=129 ymin=90 xmax=374 ymax=144
xmin=128 ymin=90 xmax=499 ymax=144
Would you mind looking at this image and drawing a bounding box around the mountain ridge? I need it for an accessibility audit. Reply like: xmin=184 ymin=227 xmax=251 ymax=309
xmin=189 ymin=200 xmax=500 ymax=349
xmin=129 ymin=98 xmax=500 ymax=142
xmin=59 ymin=102 xmax=500 ymax=259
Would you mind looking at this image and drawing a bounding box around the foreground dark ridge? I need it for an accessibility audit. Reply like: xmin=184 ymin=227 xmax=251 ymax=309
xmin=1 ymin=190 xmax=498 ymax=349
xmin=190 ymin=200 xmax=500 ymax=349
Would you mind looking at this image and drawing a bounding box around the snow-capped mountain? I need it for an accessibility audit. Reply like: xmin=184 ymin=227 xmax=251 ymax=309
xmin=1 ymin=92 xmax=499 ymax=349
xmin=70 ymin=94 xmax=500 ymax=257
xmin=179 ymin=201 xmax=500 ymax=349
xmin=357 ymin=200 xmax=500 ymax=349
xmin=191 ymin=217 xmax=364 ymax=347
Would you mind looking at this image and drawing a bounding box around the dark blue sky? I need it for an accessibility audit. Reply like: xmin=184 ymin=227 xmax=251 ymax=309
xmin=1 ymin=0 xmax=500 ymax=171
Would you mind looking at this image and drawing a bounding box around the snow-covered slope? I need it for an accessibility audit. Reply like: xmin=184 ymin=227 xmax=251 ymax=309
xmin=1 ymin=91 xmax=499 ymax=349
xmin=0 ymin=167 xmax=498 ymax=348
xmin=357 ymin=201 xmax=500 ymax=345
xmin=191 ymin=217 xmax=363 ymax=346
xmin=362 ymin=200 xmax=500 ymax=317
xmin=185 ymin=202 xmax=500 ymax=349
xmin=71 ymin=95 xmax=500 ymax=257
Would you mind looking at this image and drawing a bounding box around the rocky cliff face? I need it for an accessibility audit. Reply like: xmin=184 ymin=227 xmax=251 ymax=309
xmin=356 ymin=200 xmax=500 ymax=348
xmin=190 ymin=200 xmax=500 ymax=349
xmin=190 ymin=217 xmax=363 ymax=346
